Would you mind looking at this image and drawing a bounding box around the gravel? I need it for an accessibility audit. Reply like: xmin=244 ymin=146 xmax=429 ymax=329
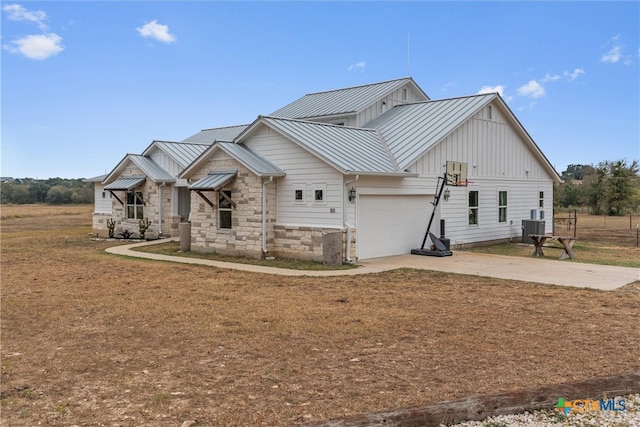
xmin=444 ymin=393 xmax=639 ymax=427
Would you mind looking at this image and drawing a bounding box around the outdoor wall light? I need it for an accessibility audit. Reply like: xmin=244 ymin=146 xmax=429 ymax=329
xmin=443 ymin=188 xmax=451 ymax=202
xmin=348 ymin=187 xmax=356 ymax=203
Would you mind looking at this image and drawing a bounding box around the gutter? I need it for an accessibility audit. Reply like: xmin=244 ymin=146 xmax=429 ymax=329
xmin=343 ymin=175 xmax=359 ymax=263
xmin=262 ymin=176 xmax=274 ymax=254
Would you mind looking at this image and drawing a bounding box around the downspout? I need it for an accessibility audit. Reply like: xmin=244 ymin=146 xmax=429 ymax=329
xmin=157 ymin=183 xmax=164 ymax=236
xmin=343 ymin=175 xmax=359 ymax=263
xmin=262 ymin=176 xmax=274 ymax=254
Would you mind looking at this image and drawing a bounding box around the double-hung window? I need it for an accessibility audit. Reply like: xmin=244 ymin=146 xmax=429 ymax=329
xmin=126 ymin=191 xmax=144 ymax=220
xmin=498 ymin=191 xmax=507 ymax=223
xmin=219 ymin=190 xmax=232 ymax=229
xmin=468 ymin=190 xmax=479 ymax=226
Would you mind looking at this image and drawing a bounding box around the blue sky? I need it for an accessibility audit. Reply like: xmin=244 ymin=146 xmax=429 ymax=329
xmin=2 ymin=1 xmax=638 ymax=179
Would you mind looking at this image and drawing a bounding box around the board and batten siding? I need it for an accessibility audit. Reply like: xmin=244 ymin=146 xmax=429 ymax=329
xmin=412 ymin=103 xmax=553 ymax=182
xmin=439 ymin=179 xmax=553 ymax=246
xmin=403 ymin=102 xmax=556 ymax=246
xmin=93 ymin=183 xmax=112 ymax=213
xmin=244 ymin=127 xmax=344 ymax=228
xmin=355 ymin=85 xmax=426 ymax=127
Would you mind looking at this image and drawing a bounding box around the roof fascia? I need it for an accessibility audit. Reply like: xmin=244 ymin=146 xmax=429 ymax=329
xmin=128 ymin=155 xmax=175 ymax=184
xmin=263 ymin=117 xmax=412 ymax=176
xmin=255 ymin=117 xmax=357 ymax=175
xmin=179 ymin=143 xmax=218 ymax=179
xmin=215 ymin=143 xmax=286 ymax=177
xmin=103 ymin=154 xmax=138 ymax=184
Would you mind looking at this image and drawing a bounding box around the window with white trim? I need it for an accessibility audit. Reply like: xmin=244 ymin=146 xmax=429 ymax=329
xmin=219 ymin=190 xmax=232 ymax=229
xmin=126 ymin=191 xmax=144 ymax=219
xmin=539 ymin=191 xmax=544 ymax=208
xmin=498 ymin=190 xmax=507 ymax=223
xmin=312 ymin=183 xmax=327 ymax=205
xmin=468 ymin=190 xmax=479 ymax=226
xmin=294 ymin=187 xmax=304 ymax=203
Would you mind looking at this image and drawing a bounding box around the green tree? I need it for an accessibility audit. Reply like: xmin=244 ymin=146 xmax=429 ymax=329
xmin=604 ymin=159 xmax=639 ymax=215
xmin=46 ymin=185 xmax=73 ymax=204
xmin=556 ymin=182 xmax=582 ymax=208
xmin=0 ymin=182 xmax=30 ymax=204
xmin=582 ymin=165 xmax=606 ymax=214
xmin=29 ymin=182 xmax=50 ymax=203
xmin=561 ymin=164 xmax=586 ymax=181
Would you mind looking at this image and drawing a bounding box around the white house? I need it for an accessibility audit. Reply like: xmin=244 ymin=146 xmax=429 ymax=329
xmin=178 ymin=78 xmax=561 ymax=261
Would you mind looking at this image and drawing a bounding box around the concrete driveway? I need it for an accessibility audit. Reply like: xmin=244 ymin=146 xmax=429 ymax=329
xmin=106 ymin=239 xmax=639 ymax=291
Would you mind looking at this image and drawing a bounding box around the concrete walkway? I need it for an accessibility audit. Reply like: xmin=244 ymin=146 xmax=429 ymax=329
xmin=106 ymin=238 xmax=639 ymax=291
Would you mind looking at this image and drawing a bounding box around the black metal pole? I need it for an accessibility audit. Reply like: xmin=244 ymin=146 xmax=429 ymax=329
xmin=420 ymin=174 xmax=447 ymax=249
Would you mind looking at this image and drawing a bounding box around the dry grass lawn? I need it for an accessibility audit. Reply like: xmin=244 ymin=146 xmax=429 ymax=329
xmin=1 ymin=204 xmax=639 ymax=426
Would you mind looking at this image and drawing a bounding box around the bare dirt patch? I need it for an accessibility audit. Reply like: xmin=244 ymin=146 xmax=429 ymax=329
xmin=1 ymin=205 xmax=639 ymax=426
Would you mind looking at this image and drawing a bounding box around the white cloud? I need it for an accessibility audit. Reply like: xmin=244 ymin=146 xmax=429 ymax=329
xmin=564 ymin=68 xmax=585 ymax=80
xmin=602 ymin=45 xmax=622 ymax=63
xmin=348 ymin=61 xmax=366 ymax=72
xmin=2 ymin=33 xmax=64 ymax=60
xmin=517 ymin=80 xmax=545 ymax=99
xmin=477 ymin=85 xmax=505 ymax=96
xmin=2 ymin=3 xmax=48 ymax=30
xmin=601 ymin=34 xmax=632 ymax=64
xmin=136 ymin=20 xmax=176 ymax=44
xmin=541 ymin=73 xmax=561 ymax=83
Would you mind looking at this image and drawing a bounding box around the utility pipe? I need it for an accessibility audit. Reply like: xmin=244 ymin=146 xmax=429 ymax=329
xmin=343 ymin=175 xmax=359 ymax=263
xmin=262 ymin=176 xmax=274 ymax=254
xmin=157 ymin=183 xmax=163 ymax=236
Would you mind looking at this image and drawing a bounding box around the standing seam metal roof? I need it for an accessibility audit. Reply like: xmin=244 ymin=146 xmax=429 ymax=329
xmin=216 ymin=142 xmax=285 ymax=176
xmin=128 ymin=155 xmax=176 ymax=182
xmin=182 ymin=125 xmax=249 ymax=144
xmin=104 ymin=176 xmax=146 ymax=190
xmin=260 ymin=117 xmax=403 ymax=175
xmin=188 ymin=170 xmax=237 ymax=190
xmin=366 ymin=94 xmax=496 ymax=170
xmin=270 ymin=78 xmax=421 ymax=120
xmin=149 ymin=141 xmax=210 ymax=169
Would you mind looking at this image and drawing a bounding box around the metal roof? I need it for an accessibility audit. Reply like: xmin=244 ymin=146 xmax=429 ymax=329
xmin=146 ymin=141 xmax=210 ymax=169
xmin=128 ymin=155 xmax=176 ymax=183
xmin=260 ymin=117 xmax=406 ymax=175
xmin=270 ymin=78 xmax=426 ymax=120
xmin=366 ymin=94 xmax=496 ymax=170
xmin=188 ymin=170 xmax=237 ymax=190
xmin=182 ymin=125 xmax=249 ymax=144
xmin=216 ymin=142 xmax=285 ymax=176
xmin=104 ymin=176 xmax=146 ymax=190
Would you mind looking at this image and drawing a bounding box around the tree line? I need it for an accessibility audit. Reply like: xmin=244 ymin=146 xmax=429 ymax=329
xmin=555 ymin=159 xmax=639 ymax=215
xmin=0 ymin=178 xmax=94 ymax=205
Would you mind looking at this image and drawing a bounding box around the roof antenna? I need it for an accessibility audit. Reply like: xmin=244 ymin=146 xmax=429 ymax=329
xmin=407 ymin=33 xmax=411 ymax=77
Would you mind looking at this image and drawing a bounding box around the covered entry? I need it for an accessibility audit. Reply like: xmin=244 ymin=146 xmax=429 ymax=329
xmin=357 ymin=194 xmax=437 ymax=259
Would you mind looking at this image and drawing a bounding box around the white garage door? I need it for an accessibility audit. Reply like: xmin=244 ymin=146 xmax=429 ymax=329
xmin=357 ymin=195 xmax=436 ymax=259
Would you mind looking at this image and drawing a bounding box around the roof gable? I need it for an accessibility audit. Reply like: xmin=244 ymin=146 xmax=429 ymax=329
xmin=252 ymin=117 xmax=406 ymax=176
xmin=368 ymin=94 xmax=497 ymax=170
xmin=182 ymin=124 xmax=249 ymax=144
xmin=103 ymin=154 xmax=175 ymax=184
xmin=180 ymin=141 xmax=285 ymax=179
xmin=270 ymin=77 xmax=429 ymax=120
xmin=367 ymin=93 xmax=561 ymax=182
xmin=143 ymin=140 xmax=210 ymax=169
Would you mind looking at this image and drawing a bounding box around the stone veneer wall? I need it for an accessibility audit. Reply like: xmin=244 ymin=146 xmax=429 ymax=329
xmin=109 ymin=165 xmax=166 ymax=239
xmin=92 ymin=212 xmax=111 ymax=235
xmin=189 ymin=157 xmax=277 ymax=259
